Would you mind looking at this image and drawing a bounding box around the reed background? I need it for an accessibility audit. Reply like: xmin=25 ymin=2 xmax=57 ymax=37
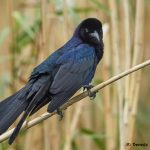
xmin=0 ymin=0 xmax=150 ymax=150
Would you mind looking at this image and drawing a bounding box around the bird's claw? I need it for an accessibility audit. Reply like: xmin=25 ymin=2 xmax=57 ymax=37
xmin=83 ymin=84 xmax=93 ymax=91
xmin=56 ymin=108 xmax=64 ymax=120
xmin=83 ymin=85 xmax=96 ymax=100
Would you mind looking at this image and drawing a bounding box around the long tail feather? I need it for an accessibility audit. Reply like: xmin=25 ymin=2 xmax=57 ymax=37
xmin=0 ymin=88 xmax=29 ymax=135
xmin=9 ymin=79 xmax=51 ymax=144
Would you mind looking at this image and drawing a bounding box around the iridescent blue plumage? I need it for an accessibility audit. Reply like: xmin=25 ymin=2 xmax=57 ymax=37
xmin=30 ymin=37 xmax=82 ymax=79
xmin=48 ymin=44 xmax=96 ymax=112
xmin=0 ymin=18 xmax=104 ymax=144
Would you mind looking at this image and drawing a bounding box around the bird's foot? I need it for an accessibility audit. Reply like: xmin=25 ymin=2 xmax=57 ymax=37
xmin=83 ymin=85 xmax=96 ymax=100
xmin=56 ymin=108 xmax=64 ymax=121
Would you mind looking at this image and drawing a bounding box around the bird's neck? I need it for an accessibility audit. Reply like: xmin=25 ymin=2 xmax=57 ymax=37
xmin=95 ymin=43 xmax=104 ymax=63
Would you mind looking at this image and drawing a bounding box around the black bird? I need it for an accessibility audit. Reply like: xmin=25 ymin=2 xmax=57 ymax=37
xmin=0 ymin=18 xmax=104 ymax=144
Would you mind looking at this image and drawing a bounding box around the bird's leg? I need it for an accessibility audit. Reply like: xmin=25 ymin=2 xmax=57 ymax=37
xmin=83 ymin=84 xmax=97 ymax=100
xmin=56 ymin=108 xmax=64 ymax=120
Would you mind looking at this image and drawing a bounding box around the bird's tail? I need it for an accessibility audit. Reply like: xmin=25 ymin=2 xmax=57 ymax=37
xmin=0 ymin=87 xmax=29 ymax=136
xmin=8 ymin=78 xmax=51 ymax=145
xmin=0 ymin=77 xmax=51 ymax=144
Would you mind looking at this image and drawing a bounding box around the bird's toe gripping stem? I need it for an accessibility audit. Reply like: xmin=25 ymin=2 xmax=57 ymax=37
xmin=83 ymin=85 xmax=97 ymax=100
xmin=56 ymin=108 xmax=64 ymax=120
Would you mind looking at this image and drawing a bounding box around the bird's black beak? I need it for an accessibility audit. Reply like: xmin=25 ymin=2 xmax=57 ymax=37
xmin=90 ymin=31 xmax=100 ymax=42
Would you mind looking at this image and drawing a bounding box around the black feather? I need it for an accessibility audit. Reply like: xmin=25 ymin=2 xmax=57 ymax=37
xmin=8 ymin=76 xmax=51 ymax=144
xmin=0 ymin=18 xmax=104 ymax=145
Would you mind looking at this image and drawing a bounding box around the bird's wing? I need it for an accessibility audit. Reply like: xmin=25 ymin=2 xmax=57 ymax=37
xmin=28 ymin=38 xmax=82 ymax=115
xmin=48 ymin=44 xmax=95 ymax=112
xmin=29 ymin=52 xmax=61 ymax=80
xmin=29 ymin=37 xmax=82 ymax=80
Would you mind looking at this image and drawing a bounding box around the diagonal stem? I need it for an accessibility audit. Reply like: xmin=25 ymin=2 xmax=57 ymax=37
xmin=0 ymin=59 xmax=150 ymax=143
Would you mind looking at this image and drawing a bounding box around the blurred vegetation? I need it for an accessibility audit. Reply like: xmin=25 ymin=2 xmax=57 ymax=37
xmin=0 ymin=0 xmax=150 ymax=150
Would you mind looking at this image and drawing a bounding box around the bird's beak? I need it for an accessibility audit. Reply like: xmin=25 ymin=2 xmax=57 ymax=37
xmin=90 ymin=31 xmax=100 ymax=42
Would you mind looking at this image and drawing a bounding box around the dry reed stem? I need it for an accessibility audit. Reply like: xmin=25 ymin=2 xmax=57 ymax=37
xmin=128 ymin=0 xmax=144 ymax=145
xmin=49 ymin=116 xmax=60 ymax=150
xmin=40 ymin=0 xmax=47 ymax=47
xmin=70 ymin=101 xmax=83 ymax=134
xmin=123 ymin=0 xmax=131 ymax=70
xmin=24 ymin=131 xmax=32 ymax=150
xmin=128 ymin=71 xmax=142 ymax=145
xmin=129 ymin=0 xmax=144 ymax=107
xmin=7 ymin=0 xmax=16 ymax=93
xmin=123 ymin=0 xmax=131 ymax=148
xmin=81 ymin=100 xmax=93 ymax=150
xmin=102 ymin=25 xmax=115 ymax=150
xmin=64 ymin=101 xmax=84 ymax=150
xmin=43 ymin=122 xmax=50 ymax=150
xmin=109 ymin=0 xmax=124 ymax=149
xmin=0 ymin=60 xmax=150 ymax=143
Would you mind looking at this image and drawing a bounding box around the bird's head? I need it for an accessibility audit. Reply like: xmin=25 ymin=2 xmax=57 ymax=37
xmin=74 ymin=18 xmax=103 ymax=46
